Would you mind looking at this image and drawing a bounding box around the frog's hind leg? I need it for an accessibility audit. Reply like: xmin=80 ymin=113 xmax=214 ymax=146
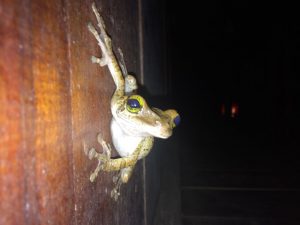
xmin=87 ymin=3 xmax=112 ymax=67
xmin=88 ymin=3 xmax=125 ymax=93
xmin=111 ymin=167 xmax=134 ymax=201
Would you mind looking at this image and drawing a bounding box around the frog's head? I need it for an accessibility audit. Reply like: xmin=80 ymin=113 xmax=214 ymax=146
xmin=114 ymin=95 xmax=180 ymax=138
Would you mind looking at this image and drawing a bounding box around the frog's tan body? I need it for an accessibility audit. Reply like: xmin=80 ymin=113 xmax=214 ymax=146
xmin=87 ymin=3 xmax=179 ymax=200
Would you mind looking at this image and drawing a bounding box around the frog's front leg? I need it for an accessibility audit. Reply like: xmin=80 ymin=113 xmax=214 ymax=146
xmin=88 ymin=133 xmax=141 ymax=182
xmin=88 ymin=135 xmax=153 ymax=199
xmin=87 ymin=133 xmax=138 ymax=182
xmin=88 ymin=22 xmax=110 ymax=68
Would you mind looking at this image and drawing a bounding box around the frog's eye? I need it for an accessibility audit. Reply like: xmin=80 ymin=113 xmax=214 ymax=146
xmin=173 ymin=115 xmax=181 ymax=127
xmin=126 ymin=95 xmax=144 ymax=113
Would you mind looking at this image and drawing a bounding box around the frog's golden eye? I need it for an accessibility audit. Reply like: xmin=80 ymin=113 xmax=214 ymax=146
xmin=126 ymin=95 xmax=144 ymax=113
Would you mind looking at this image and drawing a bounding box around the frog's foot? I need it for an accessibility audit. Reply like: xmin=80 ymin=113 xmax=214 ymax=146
xmin=87 ymin=134 xmax=112 ymax=182
xmin=88 ymin=148 xmax=109 ymax=182
xmin=88 ymin=3 xmax=112 ymax=67
xmin=110 ymin=167 xmax=134 ymax=201
xmin=87 ymin=22 xmax=109 ymax=67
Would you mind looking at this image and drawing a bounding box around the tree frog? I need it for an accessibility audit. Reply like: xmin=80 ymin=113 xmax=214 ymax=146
xmin=86 ymin=3 xmax=180 ymax=201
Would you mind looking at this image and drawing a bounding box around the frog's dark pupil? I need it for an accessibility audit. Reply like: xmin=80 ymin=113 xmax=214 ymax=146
xmin=127 ymin=99 xmax=140 ymax=108
xmin=174 ymin=115 xmax=181 ymax=126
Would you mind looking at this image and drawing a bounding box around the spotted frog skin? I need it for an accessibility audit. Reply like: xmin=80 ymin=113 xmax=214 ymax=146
xmin=86 ymin=3 xmax=180 ymax=200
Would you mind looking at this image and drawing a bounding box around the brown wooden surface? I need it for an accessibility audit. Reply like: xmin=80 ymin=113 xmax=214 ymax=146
xmin=0 ymin=0 xmax=143 ymax=224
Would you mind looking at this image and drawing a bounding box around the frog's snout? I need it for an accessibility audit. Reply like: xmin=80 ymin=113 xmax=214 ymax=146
xmin=154 ymin=120 xmax=173 ymax=139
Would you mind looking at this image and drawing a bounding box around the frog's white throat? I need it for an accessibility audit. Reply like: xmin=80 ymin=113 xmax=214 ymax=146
xmin=110 ymin=118 xmax=145 ymax=157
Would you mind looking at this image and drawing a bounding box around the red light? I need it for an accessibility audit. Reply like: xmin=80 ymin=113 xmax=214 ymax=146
xmin=231 ymin=102 xmax=239 ymax=118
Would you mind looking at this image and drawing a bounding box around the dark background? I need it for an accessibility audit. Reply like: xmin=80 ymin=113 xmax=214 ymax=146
xmin=168 ymin=1 xmax=299 ymax=148
xmin=162 ymin=1 xmax=300 ymax=224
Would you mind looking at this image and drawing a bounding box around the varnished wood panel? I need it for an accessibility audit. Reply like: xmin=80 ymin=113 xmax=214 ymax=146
xmin=0 ymin=0 xmax=144 ymax=224
xmin=0 ymin=1 xmax=26 ymax=224
xmin=30 ymin=0 xmax=74 ymax=224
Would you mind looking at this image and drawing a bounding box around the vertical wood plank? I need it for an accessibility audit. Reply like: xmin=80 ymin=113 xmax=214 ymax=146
xmin=0 ymin=1 xmax=25 ymax=224
xmin=30 ymin=0 xmax=75 ymax=224
xmin=66 ymin=0 xmax=144 ymax=224
xmin=18 ymin=0 xmax=38 ymax=224
xmin=66 ymin=0 xmax=116 ymax=224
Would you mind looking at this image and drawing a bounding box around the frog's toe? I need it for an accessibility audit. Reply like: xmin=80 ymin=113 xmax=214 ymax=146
xmin=89 ymin=155 xmax=107 ymax=182
xmin=90 ymin=172 xmax=98 ymax=182
xmin=111 ymin=188 xmax=120 ymax=201
xmin=97 ymin=133 xmax=112 ymax=158
xmin=91 ymin=55 xmax=107 ymax=67
xmin=88 ymin=148 xmax=97 ymax=160
xmin=97 ymin=133 xmax=105 ymax=144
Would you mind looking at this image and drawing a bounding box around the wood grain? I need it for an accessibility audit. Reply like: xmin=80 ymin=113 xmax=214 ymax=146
xmin=0 ymin=1 xmax=25 ymax=224
xmin=0 ymin=0 xmax=143 ymax=224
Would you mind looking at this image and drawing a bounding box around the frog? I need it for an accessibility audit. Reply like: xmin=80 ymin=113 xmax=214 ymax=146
xmin=86 ymin=3 xmax=180 ymax=201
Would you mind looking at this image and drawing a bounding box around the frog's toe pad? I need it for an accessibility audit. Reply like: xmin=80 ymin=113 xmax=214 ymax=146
xmin=88 ymin=148 xmax=97 ymax=160
xmin=111 ymin=189 xmax=120 ymax=201
xmin=90 ymin=173 xmax=97 ymax=182
xmin=91 ymin=55 xmax=107 ymax=66
xmin=97 ymin=133 xmax=104 ymax=143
